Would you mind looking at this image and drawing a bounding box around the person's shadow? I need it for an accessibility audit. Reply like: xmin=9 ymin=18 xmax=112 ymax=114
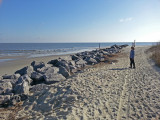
xmin=109 ymin=68 xmax=128 ymax=70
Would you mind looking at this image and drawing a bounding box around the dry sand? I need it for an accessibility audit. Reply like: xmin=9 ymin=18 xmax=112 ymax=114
xmin=0 ymin=46 xmax=160 ymax=120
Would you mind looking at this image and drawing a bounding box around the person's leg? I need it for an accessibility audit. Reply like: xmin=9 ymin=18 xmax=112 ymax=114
xmin=133 ymin=59 xmax=135 ymax=68
xmin=130 ymin=58 xmax=132 ymax=68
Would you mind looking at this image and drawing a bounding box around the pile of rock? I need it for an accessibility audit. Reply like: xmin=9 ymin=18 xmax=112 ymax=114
xmin=0 ymin=44 xmax=128 ymax=107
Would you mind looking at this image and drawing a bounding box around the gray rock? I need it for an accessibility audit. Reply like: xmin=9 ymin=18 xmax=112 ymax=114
xmin=71 ymin=55 xmax=80 ymax=60
xmin=2 ymin=74 xmax=20 ymax=79
xmin=0 ymin=79 xmax=18 ymax=88
xmin=70 ymin=66 xmax=77 ymax=73
xmin=14 ymin=80 xmax=29 ymax=95
xmin=95 ymin=56 xmax=105 ymax=62
xmin=85 ymin=57 xmax=97 ymax=65
xmin=31 ymin=72 xmax=44 ymax=82
xmin=0 ymin=95 xmax=10 ymax=105
xmin=14 ymin=74 xmax=21 ymax=79
xmin=76 ymin=59 xmax=87 ymax=67
xmin=101 ymin=51 xmax=110 ymax=56
xmin=15 ymin=66 xmax=33 ymax=77
xmin=48 ymin=58 xmax=61 ymax=66
xmin=10 ymin=94 xmax=28 ymax=105
xmin=31 ymin=61 xmax=45 ymax=71
xmin=54 ymin=59 xmax=70 ymax=71
xmin=0 ymin=82 xmax=13 ymax=95
xmin=99 ymin=57 xmax=105 ymax=62
xmin=43 ymin=73 xmax=65 ymax=84
xmin=17 ymin=74 xmax=33 ymax=85
xmin=37 ymin=66 xmax=59 ymax=74
xmin=2 ymin=74 xmax=12 ymax=79
xmin=59 ymin=66 xmax=70 ymax=78
xmin=30 ymin=84 xmax=47 ymax=93
xmin=10 ymin=95 xmax=21 ymax=105
xmin=69 ymin=60 xmax=76 ymax=66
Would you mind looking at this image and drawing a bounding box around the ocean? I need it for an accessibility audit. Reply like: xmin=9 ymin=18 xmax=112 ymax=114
xmin=0 ymin=42 xmax=156 ymax=61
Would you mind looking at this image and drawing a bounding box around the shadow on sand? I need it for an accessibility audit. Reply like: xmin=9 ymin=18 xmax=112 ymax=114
xmin=109 ymin=68 xmax=128 ymax=70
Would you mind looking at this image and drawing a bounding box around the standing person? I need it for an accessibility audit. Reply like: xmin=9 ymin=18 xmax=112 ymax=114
xmin=129 ymin=47 xmax=135 ymax=69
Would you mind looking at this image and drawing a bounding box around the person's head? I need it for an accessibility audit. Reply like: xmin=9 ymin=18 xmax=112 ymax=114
xmin=131 ymin=47 xmax=134 ymax=50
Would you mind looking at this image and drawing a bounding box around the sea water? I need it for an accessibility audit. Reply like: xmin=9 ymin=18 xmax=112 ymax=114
xmin=0 ymin=42 xmax=156 ymax=61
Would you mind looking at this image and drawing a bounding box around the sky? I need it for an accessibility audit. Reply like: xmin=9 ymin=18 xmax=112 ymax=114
xmin=0 ymin=0 xmax=160 ymax=43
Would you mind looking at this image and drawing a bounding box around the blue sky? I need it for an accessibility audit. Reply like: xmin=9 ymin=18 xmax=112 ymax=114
xmin=0 ymin=0 xmax=160 ymax=43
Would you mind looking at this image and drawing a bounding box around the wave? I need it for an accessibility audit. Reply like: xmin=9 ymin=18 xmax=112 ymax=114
xmin=0 ymin=47 xmax=96 ymax=58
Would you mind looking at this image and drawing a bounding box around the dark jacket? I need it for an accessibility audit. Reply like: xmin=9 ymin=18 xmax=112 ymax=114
xmin=130 ymin=50 xmax=134 ymax=59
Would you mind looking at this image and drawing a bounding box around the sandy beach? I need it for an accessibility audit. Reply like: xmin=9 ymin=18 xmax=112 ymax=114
xmin=0 ymin=54 xmax=72 ymax=76
xmin=0 ymin=46 xmax=160 ymax=120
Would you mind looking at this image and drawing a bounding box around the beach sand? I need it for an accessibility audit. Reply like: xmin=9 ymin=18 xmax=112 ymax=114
xmin=0 ymin=54 xmax=72 ymax=76
xmin=0 ymin=46 xmax=160 ymax=120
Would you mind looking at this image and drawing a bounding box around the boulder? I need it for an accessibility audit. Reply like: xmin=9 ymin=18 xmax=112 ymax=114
xmin=31 ymin=72 xmax=44 ymax=82
xmin=0 ymin=82 xmax=13 ymax=95
xmin=101 ymin=51 xmax=110 ymax=56
xmin=69 ymin=60 xmax=76 ymax=67
xmin=37 ymin=66 xmax=59 ymax=74
xmin=71 ymin=55 xmax=80 ymax=61
xmin=43 ymin=73 xmax=65 ymax=84
xmin=17 ymin=74 xmax=33 ymax=85
xmin=85 ymin=57 xmax=97 ymax=65
xmin=10 ymin=95 xmax=21 ymax=105
xmin=76 ymin=59 xmax=87 ymax=67
xmin=15 ymin=66 xmax=33 ymax=77
xmin=0 ymin=79 xmax=18 ymax=88
xmin=2 ymin=74 xmax=20 ymax=79
xmin=0 ymin=95 xmax=10 ymax=105
xmin=95 ymin=56 xmax=105 ymax=62
xmin=14 ymin=80 xmax=29 ymax=95
xmin=111 ymin=44 xmax=119 ymax=49
xmin=30 ymin=84 xmax=47 ymax=93
xmin=59 ymin=66 xmax=70 ymax=78
xmin=48 ymin=59 xmax=61 ymax=66
xmin=10 ymin=94 xmax=28 ymax=105
xmin=55 ymin=59 xmax=70 ymax=71
xmin=99 ymin=57 xmax=105 ymax=62
xmin=31 ymin=61 xmax=45 ymax=71
xmin=69 ymin=66 xmax=77 ymax=73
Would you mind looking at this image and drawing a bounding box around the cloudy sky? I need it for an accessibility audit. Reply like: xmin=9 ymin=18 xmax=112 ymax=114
xmin=0 ymin=0 xmax=160 ymax=43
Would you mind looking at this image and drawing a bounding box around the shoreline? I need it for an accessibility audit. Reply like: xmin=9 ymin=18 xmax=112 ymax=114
xmin=0 ymin=45 xmax=149 ymax=76
xmin=0 ymin=46 xmax=111 ymax=76
xmin=0 ymin=45 xmax=159 ymax=120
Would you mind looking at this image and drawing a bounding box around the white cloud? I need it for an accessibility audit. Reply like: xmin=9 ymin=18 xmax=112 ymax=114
xmin=119 ymin=17 xmax=133 ymax=22
xmin=120 ymin=19 xmax=124 ymax=22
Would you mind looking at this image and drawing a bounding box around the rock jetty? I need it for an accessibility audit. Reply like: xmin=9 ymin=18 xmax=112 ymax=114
xmin=0 ymin=44 xmax=128 ymax=107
